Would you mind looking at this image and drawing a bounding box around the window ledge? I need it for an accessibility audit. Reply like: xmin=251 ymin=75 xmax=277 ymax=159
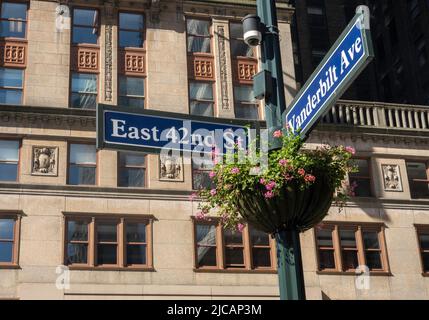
xmin=422 ymin=273 xmax=429 ymax=277
xmin=0 ymin=264 xmax=20 ymax=270
xmin=316 ymin=271 xmax=392 ymax=277
xmin=194 ymin=268 xmax=277 ymax=274
xmin=68 ymin=266 xmax=155 ymax=272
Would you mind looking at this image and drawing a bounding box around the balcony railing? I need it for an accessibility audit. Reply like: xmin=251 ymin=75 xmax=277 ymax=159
xmin=320 ymin=100 xmax=429 ymax=132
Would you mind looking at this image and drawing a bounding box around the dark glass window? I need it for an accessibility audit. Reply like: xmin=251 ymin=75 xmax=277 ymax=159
xmin=0 ymin=68 xmax=23 ymax=105
xmin=249 ymin=227 xmax=272 ymax=268
xmin=0 ymin=139 xmax=19 ymax=182
xmin=118 ymin=152 xmax=146 ymax=188
xmin=70 ymin=73 xmax=97 ymax=109
xmin=192 ymin=157 xmax=215 ymax=190
xmin=119 ymin=12 xmax=144 ymax=48
xmin=68 ymin=144 xmax=96 ymax=185
xmin=118 ymin=76 xmax=145 ymax=108
xmin=66 ymin=219 xmax=89 ymax=265
xmin=189 ymin=82 xmax=214 ymax=117
xmin=0 ymin=2 xmax=27 ymax=38
xmin=349 ymin=159 xmax=372 ymax=197
xmin=406 ymin=162 xmax=429 ymax=199
xmin=0 ymin=218 xmax=15 ymax=263
xmin=230 ymin=23 xmax=254 ymax=58
xmin=234 ymin=85 xmax=259 ymax=120
xmin=363 ymin=230 xmax=383 ymax=270
xmin=126 ymin=221 xmax=147 ymax=265
xmin=316 ymin=228 xmax=336 ymax=270
xmin=224 ymin=229 xmax=245 ymax=268
xmin=187 ymin=19 xmax=211 ymax=53
xmin=417 ymin=229 xmax=429 ymax=273
xmin=196 ymin=224 xmax=217 ymax=267
xmin=72 ymin=8 xmax=99 ymax=44
xmin=96 ymin=221 xmax=118 ymax=265
xmin=340 ymin=229 xmax=359 ymax=271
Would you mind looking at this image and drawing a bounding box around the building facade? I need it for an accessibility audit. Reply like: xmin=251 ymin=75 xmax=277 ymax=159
xmin=0 ymin=0 xmax=428 ymax=300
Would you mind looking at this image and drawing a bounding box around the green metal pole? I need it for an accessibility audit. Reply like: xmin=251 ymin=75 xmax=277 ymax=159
xmin=275 ymin=230 xmax=306 ymax=300
xmin=257 ymin=0 xmax=287 ymax=150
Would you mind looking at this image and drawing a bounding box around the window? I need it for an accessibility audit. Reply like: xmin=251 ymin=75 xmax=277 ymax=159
xmin=189 ymin=82 xmax=214 ymax=117
xmin=65 ymin=216 xmax=153 ymax=269
xmin=68 ymin=143 xmax=96 ymax=186
xmin=416 ymin=226 xmax=429 ymax=274
xmin=0 ymin=68 xmax=24 ymax=105
xmin=315 ymin=223 xmax=389 ymax=274
xmin=229 ymin=23 xmax=254 ymax=58
xmin=72 ymin=8 xmax=99 ymax=45
xmin=0 ymin=2 xmax=27 ymax=39
xmin=118 ymin=76 xmax=145 ymax=108
xmin=187 ymin=19 xmax=211 ymax=53
xmin=193 ymin=220 xmax=275 ymax=271
xmin=70 ymin=72 xmax=97 ymax=109
xmin=406 ymin=161 xmax=429 ymax=198
xmin=234 ymin=85 xmax=259 ymax=120
xmin=192 ymin=157 xmax=215 ymax=190
xmin=0 ymin=139 xmax=19 ymax=182
xmin=0 ymin=213 xmax=20 ymax=266
xmin=119 ymin=12 xmax=144 ymax=48
xmin=348 ymin=159 xmax=372 ymax=197
xmin=118 ymin=151 xmax=146 ymax=188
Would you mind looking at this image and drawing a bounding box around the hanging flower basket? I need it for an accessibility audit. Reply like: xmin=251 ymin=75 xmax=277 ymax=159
xmin=195 ymin=130 xmax=356 ymax=234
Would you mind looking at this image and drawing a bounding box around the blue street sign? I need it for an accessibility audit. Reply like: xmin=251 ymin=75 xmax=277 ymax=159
xmin=285 ymin=9 xmax=374 ymax=138
xmin=97 ymin=104 xmax=255 ymax=155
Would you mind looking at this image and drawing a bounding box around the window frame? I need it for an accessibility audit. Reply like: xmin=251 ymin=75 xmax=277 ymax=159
xmin=117 ymin=151 xmax=147 ymax=188
xmin=118 ymin=10 xmax=145 ymax=49
xmin=188 ymin=80 xmax=215 ymax=117
xmin=63 ymin=214 xmax=154 ymax=271
xmin=415 ymin=224 xmax=429 ymax=276
xmin=233 ymin=84 xmax=260 ymax=120
xmin=0 ymin=67 xmax=24 ymax=105
xmin=192 ymin=218 xmax=276 ymax=273
xmin=0 ymin=138 xmax=20 ymax=182
xmin=69 ymin=72 xmax=98 ymax=109
xmin=117 ymin=75 xmax=145 ymax=109
xmin=71 ymin=7 xmax=100 ymax=46
xmin=191 ymin=155 xmax=215 ymax=191
xmin=0 ymin=1 xmax=28 ymax=40
xmin=67 ymin=142 xmax=97 ymax=186
xmin=229 ymin=21 xmax=256 ymax=59
xmin=348 ymin=157 xmax=373 ymax=198
xmin=314 ymin=222 xmax=390 ymax=275
xmin=406 ymin=160 xmax=429 ymax=199
xmin=0 ymin=211 xmax=21 ymax=268
xmin=186 ymin=17 xmax=213 ymax=55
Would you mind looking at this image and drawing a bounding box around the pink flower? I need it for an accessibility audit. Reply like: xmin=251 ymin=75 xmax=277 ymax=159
xmin=264 ymin=191 xmax=274 ymax=199
xmin=237 ymin=223 xmax=245 ymax=233
xmin=284 ymin=173 xmax=293 ymax=181
xmin=209 ymin=171 xmax=216 ymax=179
xmin=273 ymin=130 xmax=283 ymax=138
xmin=195 ymin=211 xmax=206 ymax=220
xmin=188 ymin=193 xmax=198 ymax=201
xmin=345 ymin=146 xmax=356 ymax=155
xmin=304 ymin=174 xmax=316 ymax=183
xmin=279 ymin=159 xmax=288 ymax=167
xmin=266 ymin=181 xmax=277 ymax=191
xmin=259 ymin=178 xmax=266 ymax=185
xmin=210 ymin=189 xmax=217 ymax=196
xmin=231 ymin=167 xmax=240 ymax=174
xmin=298 ymin=168 xmax=306 ymax=176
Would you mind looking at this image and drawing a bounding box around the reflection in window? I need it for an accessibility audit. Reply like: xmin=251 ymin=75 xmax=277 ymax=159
xmin=189 ymin=82 xmax=214 ymax=117
xmin=118 ymin=152 xmax=146 ymax=188
xmin=0 ymin=218 xmax=15 ymax=263
xmin=192 ymin=156 xmax=215 ymax=190
xmin=66 ymin=219 xmax=89 ymax=264
xmin=224 ymin=229 xmax=245 ymax=268
xmin=187 ymin=19 xmax=211 ymax=53
xmin=126 ymin=221 xmax=147 ymax=265
xmin=118 ymin=76 xmax=145 ymax=108
xmin=348 ymin=159 xmax=372 ymax=197
xmin=234 ymin=85 xmax=259 ymax=120
xmin=68 ymin=144 xmax=96 ymax=185
xmin=340 ymin=229 xmax=359 ymax=271
xmin=70 ymin=73 xmax=97 ymax=109
xmin=230 ymin=23 xmax=254 ymax=58
xmin=0 ymin=139 xmax=19 ymax=182
xmin=0 ymin=68 xmax=24 ymax=105
xmin=249 ymin=227 xmax=272 ymax=268
xmin=316 ymin=228 xmax=336 ymax=270
xmin=196 ymin=224 xmax=217 ymax=267
xmin=406 ymin=162 xmax=429 ymax=199
xmin=417 ymin=227 xmax=429 ymax=273
xmin=96 ymin=221 xmax=118 ymax=265
xmin=119 ymin=12 xmax=144 ymax=48
xmin=72 ymin=8 xmax=99 ymax=44
xmin=0 ymin=2 xmax=27 ymax=38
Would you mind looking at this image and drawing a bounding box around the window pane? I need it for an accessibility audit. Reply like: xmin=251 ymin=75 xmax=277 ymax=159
xmin=70 ymin=93 xmax=97 ymax=109
xmin=0 ymin=219 xmax=14 ymax=240
xmin=0 ymin=163 xmax=18 ymax=181
xmin=197 ymin=246 xmax=217 ymax=266
xmin=67 ymin=220 xmax=88 ymax=242
xmin=70 ymin=144 xmax=96 ymax=164
xmin=1 ymin=2 xmax=27 ymax=20
xmin=342 ymin=250 xmax=359 ymax=270
xmin=0 ymin=68 xmax=23 ymax=88
xmin=190 ymin=82 xmax=213 ymax=100
xmin=423 ymin=252 xmax=429 ymax=272
xmin=231 ymin=40 xmax=254 ymax=57
xmin=119 ymin=168 xmax=145 ymax=187
xmin=225 ymin=248 xmax=244 ymax=266
xmin=119 ymin=152 xmax=146 ymax=167
xmin=67 ymin=243 xmax=88 ymax=264
xmin=230 ymin=23 xmax=243 ymax=39
xmin=119 ymin=76 xmax=144 ymax=97
xmin=350 ymin=159 xmax=370 ymax=177
xmin=72 ymin=26 xmax=98 ymax=44
xmin=419 ymin=234 xmax=429 ymax=250
xmin=350 ymin=178 xmax=372 ymax=197
xmin=193 ymin=169 xmax=215 ymax=190
xmin=71 ymin=73 xmax=97 ymax=93
xmin=126 ymin=245 xmax=146 ymax=265
xmin=196 ymin=224 xmax=216 ymax=245
xmin=234 ymin=86 xmax=255 ymax=102
xmin=126 ymin=222 xmax=146 ymax=242
xmin=365 ymin=251 xmax=382 ymax=270
xmin=0 ymin=89 xmax=22 ymax=104
xmin=235 ymin=103 xmax=259 ymax=120
xmin=407 ymin=162 xmax=428 ymax=180
xmin=252 ymin=248 xmax=271 ymax=267
xmin=0 ymin=20 xmax=26 ymax=38
xmin=317 ymin=229 xmax=333 ymax=247
xmin=190 ymin=101 xmax=214 ymax=117
xmin=250 ymin=228 xmax=270 ymax=246
xmin=410 ymin=181 xmax=429 ymax=198
xmin=97 ymin=244 xmax=117 ymax=264
xmin=187 ymin=19 xmax=210 ymax=36
xmin=97 ymin=222 xmax=117 ymax=242
xmin=119 ymin=13 xmax=143 ymax=30
xmin=224 ymin=229 xmax=243 ymax=245
xmin=0 ymin=242 xmax=13 ymax=263
xmin=68 ymin=165 xmax=96 ymax=185
xmin=118 ymin=96 xmax=144 ymax=108
xmin=187 ymin=36 xmax=211 ymax=53
xmin=363 ymin=232 xmax=380 ymax=249
xmin=0 ymin=140 xmax=19 ymax=161
xmin=319 ymin=250 xmax=335 ymax=269
xmin=119 ymin=30 xmax=143 ymax=48
xmin=340 ymin=229 xmax=357 ymax=248
xmin=73 ymin=9 xmax=98 ymax=26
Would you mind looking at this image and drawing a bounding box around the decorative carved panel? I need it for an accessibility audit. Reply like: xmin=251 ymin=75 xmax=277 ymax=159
xmin=382 ymin=164 xmax=403 ymax=192
xmin=159 ymin=155 xmax=183 ymax=181
xmin=120 ymin=50 xmax=146 ymax=75
xmin=71 ymin=46 xmax=99 ymax=72
xmin=0 ymin=40 xmax=27 ymax=67
xmin=217 ymin=25 xmax=230 ymax=110
xmin=235 ymin=58 xmax=257 ymax=84
xmin=188 ymin=55 xmax=214 ymax=80
xmin=32 ymin=146 xmax=58 ymax=176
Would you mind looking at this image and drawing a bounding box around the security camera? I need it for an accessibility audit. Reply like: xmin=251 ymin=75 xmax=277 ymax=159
xmin=242 ymin=14 xmax=262 ymax=47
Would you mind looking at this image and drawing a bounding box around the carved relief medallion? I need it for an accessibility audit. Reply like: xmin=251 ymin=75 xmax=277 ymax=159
xmin=32 ymin=147 xmax=58 ymax=176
